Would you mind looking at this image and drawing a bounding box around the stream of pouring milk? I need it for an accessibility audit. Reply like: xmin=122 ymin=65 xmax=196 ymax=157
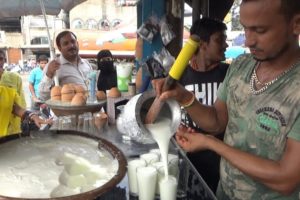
xmin=146 ymin=117 xmax=173 ymax=178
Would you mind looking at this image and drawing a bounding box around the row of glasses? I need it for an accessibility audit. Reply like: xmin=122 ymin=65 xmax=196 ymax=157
xmin=51 ymin=115 xmax=76 ymax=130
xmin=51 ymin=112 xmax=107 ymax=135
xmin=127 ymin=149 xmax=181 ymax=200
xmin=77 ymin=112 xmax=95 ymax=133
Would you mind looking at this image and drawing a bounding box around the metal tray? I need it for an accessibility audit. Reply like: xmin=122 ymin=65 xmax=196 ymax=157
xmin=46 ymin=100 xmax=106 ymax=116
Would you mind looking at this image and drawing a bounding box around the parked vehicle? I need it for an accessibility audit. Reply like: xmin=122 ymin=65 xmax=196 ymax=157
xmin=21 ymin=64 xmax=34 ymax=73
xmin=6 ymin=64 xmax=22 ymax=73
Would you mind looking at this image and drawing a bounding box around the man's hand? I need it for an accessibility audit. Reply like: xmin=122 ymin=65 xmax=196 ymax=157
xmin=151 ymin=78 xmax=192 ymax=105
xmin=30 ymin=114 xmax=53 ymax=128
xmin=46 ymin=59 xmax=60 ymax=78
xmin=32 ymin=96 xmax=40 ymax=103
xmin=175 ymin=124 xmax=211 ymax=152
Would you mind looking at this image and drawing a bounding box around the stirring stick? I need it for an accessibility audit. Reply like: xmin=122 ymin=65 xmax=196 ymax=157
xmin=54 ymin=75 xmax=59 ymax=86
xmin=53 ymin=57 xmax=60 ymax=86
xmin=144 ymin=35 xmax=200 ymax=124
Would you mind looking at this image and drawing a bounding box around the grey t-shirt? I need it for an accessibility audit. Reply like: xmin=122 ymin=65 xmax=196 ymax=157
xmin=39 ymin=55 xmax=92 ymax=101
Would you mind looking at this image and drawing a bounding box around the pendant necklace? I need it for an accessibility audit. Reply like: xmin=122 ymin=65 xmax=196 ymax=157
xmin=250 ymin=60 xmax=300 ymax=95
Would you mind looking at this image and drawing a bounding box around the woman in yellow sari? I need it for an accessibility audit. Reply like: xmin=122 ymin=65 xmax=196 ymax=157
xmin=0 ymin=50 xmax=26 ymax=134
xmin=0 ymin=85 xmax=51 ymax=137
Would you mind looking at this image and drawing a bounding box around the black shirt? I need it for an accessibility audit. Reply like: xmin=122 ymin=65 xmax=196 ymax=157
xmin=180 ymin=63 xmax=229 ymax=131
xmin=179 ymin=62 xmax=229 ymax=194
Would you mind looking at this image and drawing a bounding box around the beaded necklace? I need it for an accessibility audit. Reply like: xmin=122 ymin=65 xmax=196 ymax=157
xmin=250 ymin=60 xmax=300 ymax=95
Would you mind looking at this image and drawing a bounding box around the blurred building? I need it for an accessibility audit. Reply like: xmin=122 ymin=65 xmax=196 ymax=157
xmin=0 ymin=0 xmax=138 ymax=65
xmin=0 ymin=18 xmax=24 ymax=65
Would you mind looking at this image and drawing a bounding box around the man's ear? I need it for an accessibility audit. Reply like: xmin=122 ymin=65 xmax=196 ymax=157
xmin=198 ymin=40 xmax=205 ymax=48
xmin=292 ymin=14 xmax=300 ymax=35
xmin=194 ymin=40 xmax=208 ymax=55
xmin=199 ymin=40 xmax=209 ymax=51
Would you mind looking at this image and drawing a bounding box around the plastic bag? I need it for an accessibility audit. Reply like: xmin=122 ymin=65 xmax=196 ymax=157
xmin=153 ymin=48 xmax=175 ymax=73
xmin=137 ymin=16 xmax=159 ymax=43
xmin=160 ymin=48 xmax=175 ymax=72
xmin=142 ymin=56 xmax=166 ymax=79
xmin=159 ymin=16 xmax=176 ymax=46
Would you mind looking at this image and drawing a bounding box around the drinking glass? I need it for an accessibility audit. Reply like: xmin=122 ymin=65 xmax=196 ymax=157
xmin=77 ymin=114 xmax=84 ymax=131
xmin=150 ymin=162 xmax=164 ymax=196
xmin=140 ymin=153 xmax=159 ymax=166
xmin=127 ymin=159 xmax=146 ymax=196
xmin=159 ymin=175 xmax=178 ymax=200
xmin=176 ymin=156 xmax=188 ymax=199
xmin=137 ymin=166 xmax=157 ymax=200
xmin=168 ymin=154 xmax=179 ymax=179
xmin=149 ymin=148 xmax=161 ymax=160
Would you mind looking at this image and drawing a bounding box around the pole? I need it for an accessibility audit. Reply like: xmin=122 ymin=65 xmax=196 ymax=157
xmin=39 ymin=0 xmax=55 ymax=59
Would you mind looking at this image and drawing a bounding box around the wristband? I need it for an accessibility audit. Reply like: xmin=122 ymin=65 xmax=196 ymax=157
xmin=180 ymin=92 xmax=195 ymax=108
xmin=21 ymin=111 xmax=31 ymax=121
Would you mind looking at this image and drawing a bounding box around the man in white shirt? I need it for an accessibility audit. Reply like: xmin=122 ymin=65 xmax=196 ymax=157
xmin=39 ymin=30 xmax=92 ymax=101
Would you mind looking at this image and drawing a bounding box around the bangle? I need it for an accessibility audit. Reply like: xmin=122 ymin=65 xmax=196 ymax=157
xmin=29 ymin=112 xmax=38 ymax=120
xmin=180 ymin=92 xmax=195 ymax=108
xmin=21 ymin=111 xmax=38 ymax=121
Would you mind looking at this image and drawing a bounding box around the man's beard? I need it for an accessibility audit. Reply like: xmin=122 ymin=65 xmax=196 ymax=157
xmin=254 ymin=43 xmax=289 ymax=62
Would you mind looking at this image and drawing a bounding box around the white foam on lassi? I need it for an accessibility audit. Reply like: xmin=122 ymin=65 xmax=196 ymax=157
xmin=146 ymin=117 xmax=173 ymax=178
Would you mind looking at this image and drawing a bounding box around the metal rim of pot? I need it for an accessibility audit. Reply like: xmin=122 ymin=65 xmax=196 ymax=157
xmin=135 ymin=90 xmax=181 ymax=136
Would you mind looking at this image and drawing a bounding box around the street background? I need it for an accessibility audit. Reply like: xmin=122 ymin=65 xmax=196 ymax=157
xmin=21 ymin=73 xmax=31 ymax=109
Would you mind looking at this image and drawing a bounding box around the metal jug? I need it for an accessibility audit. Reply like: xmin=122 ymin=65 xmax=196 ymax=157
xmin=117 ymin=90 xmax=181 ymax=144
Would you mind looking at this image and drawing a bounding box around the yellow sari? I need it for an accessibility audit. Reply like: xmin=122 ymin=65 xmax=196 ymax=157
xmin=0 ymin=71 xmax=26 ymax=134
xmin=0 ymin=85 xmax=22 ymax=137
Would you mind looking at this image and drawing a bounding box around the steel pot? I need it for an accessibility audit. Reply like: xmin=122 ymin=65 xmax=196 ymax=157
xmin=117 ymin=90 xmax=181 ymax=144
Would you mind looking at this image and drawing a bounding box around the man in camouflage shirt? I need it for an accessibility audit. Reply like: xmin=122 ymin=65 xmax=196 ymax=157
xmin=153 ymin=0 xmax=300 ymax=199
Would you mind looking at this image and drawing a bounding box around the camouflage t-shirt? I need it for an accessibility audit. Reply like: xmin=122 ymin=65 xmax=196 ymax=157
xmin=217 ymin=54 xmax=300 ymax=200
